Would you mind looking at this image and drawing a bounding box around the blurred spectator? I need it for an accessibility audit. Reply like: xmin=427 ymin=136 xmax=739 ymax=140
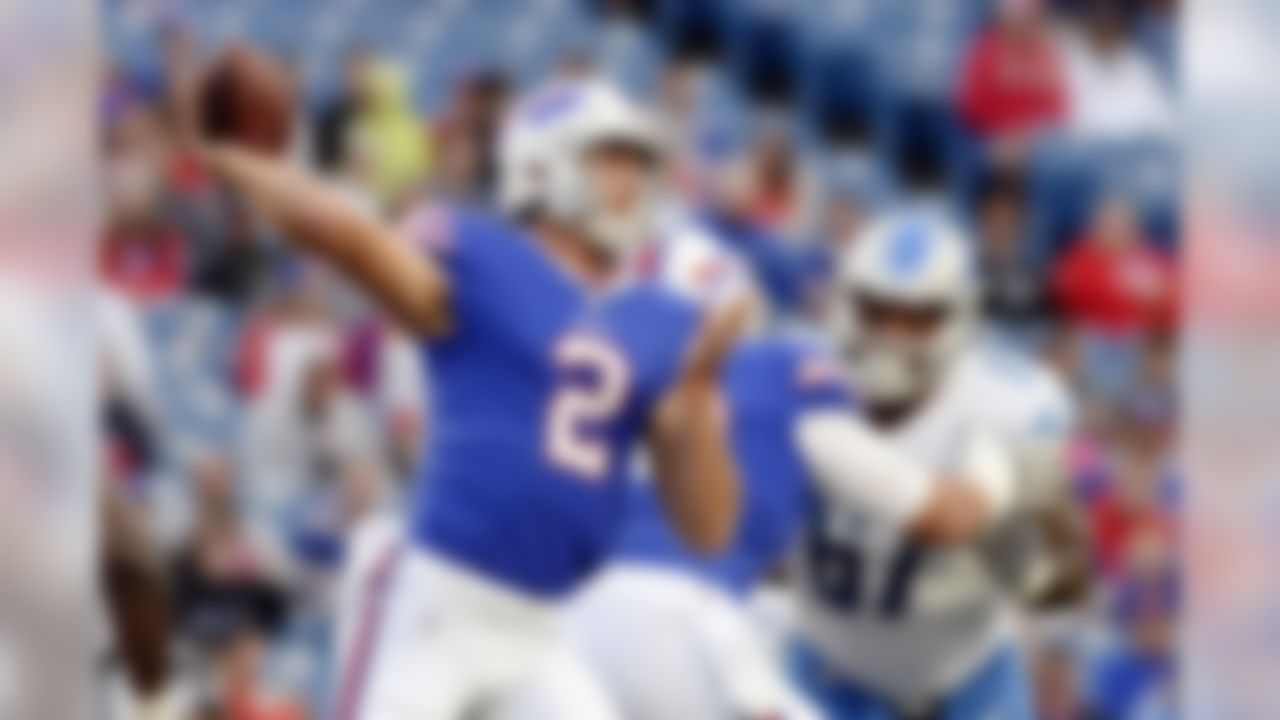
xmin=241 ymin=323 xmax=380 ymax=522
xmin=1125 ymin=333 xmax=1176 ymax=443
xmin=701 ymin=161 xmax=819 ymax=316
xmin=157 ymin=24 xmax=202 ymax=126
xmin=1034 ymin=641 xmax=1106 ymax=720
xmin=595 ymin=0 xmax=660 ymax=92
xmin=1090 ymin=527 xmax=1178 ymax=719
xmin=1086 ymin=434 xmax=1175 ymax=577
xmin=312 ymin=47 xmax=369 ymax=173
xmin=1052 ymin=195 xmax=1175 ymax=334
xmin=729 ymin=126 xmax=821 ymax=240
xmin=807 ymin=188 xmax=875 ymax=318
xmin=348 ymin=60 xmax=432 ymax=212
xmin=1060 ymin=1 xmax=1175 ymax=141
xmin=172 ymin=453 xmax=291 ymax=648
xmin=658 ymin=60 xmax=724 ymax=199
xmin=958 ymin=0 xmax=1067 ymax=144
xmin=1136 ymin=0 xmax=1178 ymax=83
xmin=101 ymin=103 xmax=189 ymax=303
xmin=205 ymin=622 xmax=307 ymax=720
xmin=343 ymin=320 xmax=428 ymax=480
xmin=820 ymin=191 xmax=870 ymax=254
xmin=190 ymin=191 xmax=276 ymax=307
xmin=975 ymin=173 xmax=1058 ymax=341
xmin=287 ymin=455 xmax=397 ymax=582
xmin=99 ymin=289 xmax=163 ymax=482
xmin=431 ymin=69 xmax=511 ymax=202
xmin=234 ymin=262 xmax=337 ymax=400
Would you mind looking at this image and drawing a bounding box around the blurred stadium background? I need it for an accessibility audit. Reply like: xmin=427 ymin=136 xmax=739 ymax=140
xmin=98 ymin=0 xmax=1178 ymax=718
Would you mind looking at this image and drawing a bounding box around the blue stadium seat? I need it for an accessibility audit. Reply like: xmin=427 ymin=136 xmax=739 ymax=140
xmin=658 ymin=0 xmax=736 ymax=61
xmin=1027 ymin=135 xmax=1106 ymax=260
xmin=806 ymin=44 xmax=883 ymax=146
xmin=1096 ymin=139 xmax=1179 ymax=250
xmin=732 ymin=12 xmax=803 ymax=106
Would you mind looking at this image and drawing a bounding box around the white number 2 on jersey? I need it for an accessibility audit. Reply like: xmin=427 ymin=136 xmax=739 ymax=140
xmin=545 ymin=334 xmax=631 ymax=481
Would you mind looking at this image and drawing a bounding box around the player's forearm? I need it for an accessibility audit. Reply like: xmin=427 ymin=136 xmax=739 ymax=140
xmin=913 ymin=427 xmax=1018 ymax=544
xmin=795 ymin=413 xmax=1014 ymax=545
xmin=796 ymin=412 xmax=932 ymax=530
xmin=650 ymin=381 xmax=740 ymax=555
xmin=907 ymin=483 xmax=997 ymax=544
xmin=203 ymin=145 xmax=367 ymax=260
xmin=203 ymin=145 xmax=451 ymax=334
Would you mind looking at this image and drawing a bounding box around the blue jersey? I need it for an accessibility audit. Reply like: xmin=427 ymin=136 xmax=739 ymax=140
xmin=613 ymin=335 xmax=855 ymax=595
xmin=406 ymin=206 xmax=700 ymax=597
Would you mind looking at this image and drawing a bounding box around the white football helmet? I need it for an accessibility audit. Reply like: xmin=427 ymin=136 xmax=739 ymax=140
xmin=498 ymin=77 xmax=667 ymax=256
xmin=831 ymin=210 xmax=978 ymax=404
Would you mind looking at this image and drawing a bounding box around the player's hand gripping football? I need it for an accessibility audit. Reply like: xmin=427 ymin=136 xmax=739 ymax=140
xmin=175 ymin=45 xmax=452 ymax=337
xmin=176 ymin=43 xmax=295 ymax=156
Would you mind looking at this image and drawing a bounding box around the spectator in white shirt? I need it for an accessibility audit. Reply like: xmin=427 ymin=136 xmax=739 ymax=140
xmin=241 ymin=325 xmax=380 ymax=526
xmin=1060 ymin=2 xmax=1175 ymax=142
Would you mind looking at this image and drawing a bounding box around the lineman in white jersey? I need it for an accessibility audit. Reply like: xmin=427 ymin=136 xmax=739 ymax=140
xmin=791 ymin=211 xmax=1087 ymax=720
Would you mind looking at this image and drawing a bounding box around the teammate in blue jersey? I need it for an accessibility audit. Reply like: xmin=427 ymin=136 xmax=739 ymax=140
xmin=614 ymin=337 xmax=850 ymax=596
xmin=195 ymin=77 xmax=743 ymax=720
xmin=549 ymin=217 xmax=1030 ymax=720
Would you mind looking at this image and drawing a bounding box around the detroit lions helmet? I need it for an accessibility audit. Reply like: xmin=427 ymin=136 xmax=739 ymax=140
xmin=831 ymin=210 xmax=978 ymax=404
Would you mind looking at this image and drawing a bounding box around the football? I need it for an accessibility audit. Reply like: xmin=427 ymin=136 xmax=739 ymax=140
xmin=198 ymin=43 xmax=294 ymax=154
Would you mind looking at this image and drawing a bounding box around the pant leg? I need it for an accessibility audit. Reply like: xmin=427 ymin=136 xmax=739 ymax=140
xmin=498 ymin=641 xmax=622 ymax=720
xmin=941 ymin=646 xmax=1034 ymax=720
xmin=566 ymin=569 xmax=732 ymax=720
xmin=789 ymin=642 xmax=897 ymax=720
xmin=335 ymin=542 xmax=481 ymax=720
xmin=686 ymin=582 xmax=824 ymax=720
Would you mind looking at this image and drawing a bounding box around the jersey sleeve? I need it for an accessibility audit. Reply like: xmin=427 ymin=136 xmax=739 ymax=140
xmin=982 ymin=352 xmax=1077 ymax=509
xmin=1016 ymin=373 xmax=1076 ymax=507
xmin=396 ymin=203 xmax=481 ymax=344
xmin=399 ymin=200 xmax=458 ymax=264
xmin=785 ymin=340 xmax=857 ymax=416
xmin=647 ymin=225 xmax=757 ymax=311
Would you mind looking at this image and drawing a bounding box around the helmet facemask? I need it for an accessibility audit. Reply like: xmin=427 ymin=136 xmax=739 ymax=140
xmin=831 ymin=212 xmax=979 ymax=408
xmin=497 ymin=79 xmax=668 ymax=261
xmin=839 ymin=290 xmax=973 ymax=406
xmin=572 ymin=138 xmax=665 ymax=257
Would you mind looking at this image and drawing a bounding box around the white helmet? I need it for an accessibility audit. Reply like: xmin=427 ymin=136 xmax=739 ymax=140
xmin=831 ymin=210 xmax=977 ymax=404
xmin=498 ymin=77 xmax=666 ymax=256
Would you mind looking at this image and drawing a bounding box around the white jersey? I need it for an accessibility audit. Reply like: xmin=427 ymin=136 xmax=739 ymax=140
xmin=793 ymin=342 xmax=1074 ymax=710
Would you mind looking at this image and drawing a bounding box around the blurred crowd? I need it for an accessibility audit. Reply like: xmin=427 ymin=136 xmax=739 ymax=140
xmin=98 ymin=0 xmax=1178 ymax=718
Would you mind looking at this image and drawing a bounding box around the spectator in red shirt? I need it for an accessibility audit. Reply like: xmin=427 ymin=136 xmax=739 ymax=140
xmin=1052 ymin=195 xmax=1176 ymax=334
xmin=958 ymin=0 xmax=1067 ymax=148
xmin=100 ymin=103 xmax=188 ymax=303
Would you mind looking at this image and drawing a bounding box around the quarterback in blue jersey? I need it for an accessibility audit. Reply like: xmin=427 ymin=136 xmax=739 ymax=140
xmin=197 ymin=77 xmax=743 ymax=720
